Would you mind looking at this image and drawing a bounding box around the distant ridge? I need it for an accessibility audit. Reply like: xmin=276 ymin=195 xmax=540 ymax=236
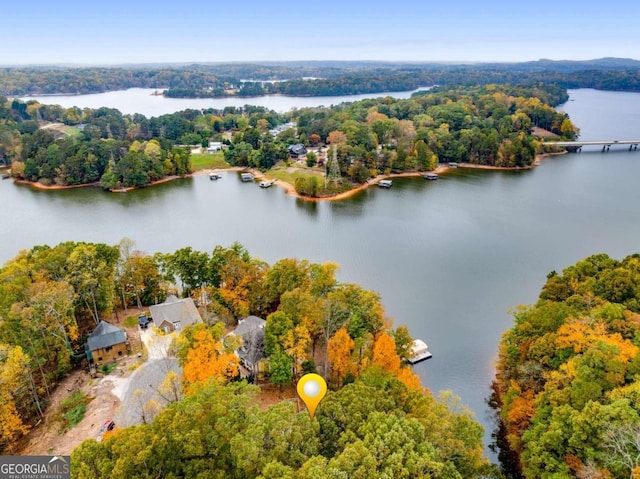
xmin=2 ymin=58 xmax=639 ymax=70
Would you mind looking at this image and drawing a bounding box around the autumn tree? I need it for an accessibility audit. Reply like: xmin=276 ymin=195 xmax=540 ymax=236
xmin=327 ymin=326 xmax=354 ymax=386
xmin=0 ymin=345 xmax=31 ymax=451
xmin=65 ymin=243 xmax=116 ymax=325
xmin=179 ymin=323 xmax=239 ymax=391
xmin=326 ymin=130 xmax=346 ymax=145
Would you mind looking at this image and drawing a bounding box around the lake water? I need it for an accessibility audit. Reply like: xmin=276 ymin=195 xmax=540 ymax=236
xmin=3 ymin=88 xmax=640 ymax=455
xmin=21 ymin=87 xmax=432 ymax=116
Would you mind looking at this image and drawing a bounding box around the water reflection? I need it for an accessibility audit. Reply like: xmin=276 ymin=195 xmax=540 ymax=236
xmin=294 ymin=198 xmax=319 ymax=217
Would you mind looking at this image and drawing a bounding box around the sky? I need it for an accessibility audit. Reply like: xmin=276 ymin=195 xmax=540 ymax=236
xmin=2 ymin=0 xmax=639 ymax=65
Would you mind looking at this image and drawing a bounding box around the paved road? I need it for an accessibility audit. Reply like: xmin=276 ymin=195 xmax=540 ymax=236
xmin=114 ymin=357 xmax=181 ymax=427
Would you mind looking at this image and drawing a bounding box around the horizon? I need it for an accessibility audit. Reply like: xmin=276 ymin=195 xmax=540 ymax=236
xmin=2 ymin=0 xmax=639 ymax=66
xmin=2 ymin=57 xmax=639 ymax=69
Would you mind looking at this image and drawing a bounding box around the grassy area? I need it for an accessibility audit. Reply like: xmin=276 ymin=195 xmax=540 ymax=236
xmin=269 ymin=166 xmax=354 ymax=197
xmin=60 ymin=391 xmax=90 ymax=431
xmin=63 ymin=126 xmax=83 ymax=137
xmin=123 ymin=315 xmax=140 ymax=328
xmin=191 ymin=152 xmax=230 ymax=170
xmin=100 ymin=363 xmax=117 ymax=375
xmin=268 ymin=168 xmax=321 ymax=186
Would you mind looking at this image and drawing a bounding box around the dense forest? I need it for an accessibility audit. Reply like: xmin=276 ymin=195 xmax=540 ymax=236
xmin=283 ymin=83 xmax=577 ymax=185
xmin=70 ymin=372 xmax=492 ymax=478
xmin=493 ymin=253 xmax=640 ymax=478
xmin=0 ymin=239 xmax=492 ymax=479
xmin=1 ymin=59 xmax=639 ymax=97
xmin=0 ymin=97 xmax=196 ymax=188
xmin=1 ymin=83 xmax=577 ymax=191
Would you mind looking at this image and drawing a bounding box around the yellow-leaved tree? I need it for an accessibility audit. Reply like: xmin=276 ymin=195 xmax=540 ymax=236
xmin=0 ymin=345 xmax=31 ymax=451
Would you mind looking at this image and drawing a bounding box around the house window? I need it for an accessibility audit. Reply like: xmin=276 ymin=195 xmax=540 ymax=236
xmin=105 ymin=346 xmax=113 ymax=352
xmin=118 ymin=350 xmax=123 ymax=356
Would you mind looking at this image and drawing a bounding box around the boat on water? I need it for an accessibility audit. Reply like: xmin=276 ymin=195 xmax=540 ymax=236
xmin=1 ymin=173 xmax=11 ymax=180
xmin=209 ymin=173 xmax=222 ymax=180
xmin=240 ymin=173 xmax=254 ymax=182
xmin=408 ymin=339 xmax=432 ymax=364
xmin=424 ymin=173 xmax=438 ymax=180
xmin=259 ymin=180 xmax=273 ymax=188
xmin=448 ymin=162 xmax=458 ymax=168
xmin=378 ymin=180 xmax=393 ymax=188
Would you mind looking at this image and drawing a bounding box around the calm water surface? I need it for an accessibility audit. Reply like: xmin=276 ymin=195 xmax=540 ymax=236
xmin=3 ymin=88 xmax=640 ymax=453
xmin=21 ymin=87 xmax=431 ymax=116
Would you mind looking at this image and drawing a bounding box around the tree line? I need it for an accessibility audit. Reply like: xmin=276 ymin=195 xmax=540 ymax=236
xmin=493 ymin=253 xmax=640 ymax=478
xmin=2 ymin=61 xmax=639 ymax=97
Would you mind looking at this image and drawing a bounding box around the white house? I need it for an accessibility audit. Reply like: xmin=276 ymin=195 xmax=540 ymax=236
xmin=207 ymin=142 xmax=223 ymax=153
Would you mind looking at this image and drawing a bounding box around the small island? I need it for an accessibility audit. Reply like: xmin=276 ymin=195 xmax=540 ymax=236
xmin=1 ymin=84 xmax=578 ymax=199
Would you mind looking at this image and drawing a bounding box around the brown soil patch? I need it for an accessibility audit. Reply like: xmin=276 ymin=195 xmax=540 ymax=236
xmin=13 ymin=307 xmax=147 ymax=456
xmin=255 ymin=383 xmax=299 ymax=411
xmin=14 ymin=357 xmax=141 ymax=456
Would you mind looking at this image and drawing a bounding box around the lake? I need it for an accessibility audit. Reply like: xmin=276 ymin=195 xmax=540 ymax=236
xmin=21 ymin=87 xmax=432 ymax=116
xmin=3 ymin=88 xmax=640 ymax=454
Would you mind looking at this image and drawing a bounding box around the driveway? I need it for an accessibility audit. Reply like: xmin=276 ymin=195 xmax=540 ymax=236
xmin=114 ymin=357 xmax=181 ymax=427
xmin=114 ymin=329 xmax=182 ymax=427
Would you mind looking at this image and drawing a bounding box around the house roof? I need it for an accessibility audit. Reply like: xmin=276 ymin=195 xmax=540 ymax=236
xmin=288 ymin=144 xmax=307 ymax=156
xmin=87 ymin=321 xmax=127 ymax=351
xmin=232 ymin=316 xmax=266 ymax=368
xmin=149 ymin=295 xmax=202 ymax=330
xmin=233 ymin=316 xmax=266 ymax=338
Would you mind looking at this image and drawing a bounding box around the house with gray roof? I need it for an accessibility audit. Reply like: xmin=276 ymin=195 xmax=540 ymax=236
xmin=149 ymin=295 xmax=202 ymax=333
xmin=230 ymin=315 xmax=266 ymax=376
xmin=86 ymin=321 xmax=129 ymax=363
xmin=288 ymin=143 xmax=307 ymax=158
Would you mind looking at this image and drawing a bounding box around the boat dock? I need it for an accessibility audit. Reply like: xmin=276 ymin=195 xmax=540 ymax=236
xmin=408 ymin=339 xmax=432 ymax=364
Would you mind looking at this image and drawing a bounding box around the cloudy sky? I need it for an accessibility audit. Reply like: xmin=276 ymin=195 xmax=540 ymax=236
xmin=2 ymin=0 xmax=638 ymax=65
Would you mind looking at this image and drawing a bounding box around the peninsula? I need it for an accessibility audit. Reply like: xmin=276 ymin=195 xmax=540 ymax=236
xmin=2 ymin=83 xmax=577 ymax=199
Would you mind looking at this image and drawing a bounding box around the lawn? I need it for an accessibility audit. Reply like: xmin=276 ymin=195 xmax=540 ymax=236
xmin=268 ymin=168 xmax=322 ymax=186
xmin=190 ymin=152 xmax=230 ymax=171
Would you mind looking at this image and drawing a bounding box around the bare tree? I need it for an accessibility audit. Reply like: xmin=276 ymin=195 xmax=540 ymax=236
xmin=604 ymin=422 xmax=640 ymax=479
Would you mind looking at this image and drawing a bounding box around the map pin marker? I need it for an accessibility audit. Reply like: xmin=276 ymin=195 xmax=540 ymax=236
xmin=297 ymin=373 xmax=327 ymax=419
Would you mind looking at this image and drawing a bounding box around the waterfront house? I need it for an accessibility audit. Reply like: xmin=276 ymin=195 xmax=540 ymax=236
xmin=149 ymin=295 xmax=202 ymax=333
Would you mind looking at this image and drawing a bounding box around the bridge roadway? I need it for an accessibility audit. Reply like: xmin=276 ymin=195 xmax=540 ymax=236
xmin=546 ymin=139 xmax=639 ymax=151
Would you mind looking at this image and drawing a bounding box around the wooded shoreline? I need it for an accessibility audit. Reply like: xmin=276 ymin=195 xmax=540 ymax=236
xmin=9 ymin=152 xmax=561 ymax=201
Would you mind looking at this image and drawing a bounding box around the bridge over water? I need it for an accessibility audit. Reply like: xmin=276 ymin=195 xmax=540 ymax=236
xmin=546 ymin=139 xmax=639 ymax=152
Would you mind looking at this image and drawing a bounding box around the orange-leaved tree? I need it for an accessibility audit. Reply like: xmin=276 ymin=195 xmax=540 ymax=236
xmin=327 ymin=326 xmax=354 ymax=386
xmin=181 ymin=324 xmax=239 ymax=391
xmin=372 ymin=332 xmax=422 ymax=391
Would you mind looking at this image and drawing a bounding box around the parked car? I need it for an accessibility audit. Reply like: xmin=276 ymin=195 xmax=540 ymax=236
xmin=97 ymin=420 xmax=115 ymax=442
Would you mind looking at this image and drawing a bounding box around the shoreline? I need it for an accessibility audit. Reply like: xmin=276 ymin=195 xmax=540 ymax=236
xmin=243 ymin=152 xmax=563 ymax=203
xmin=9 ymin=152 xmax=563 ymax=198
